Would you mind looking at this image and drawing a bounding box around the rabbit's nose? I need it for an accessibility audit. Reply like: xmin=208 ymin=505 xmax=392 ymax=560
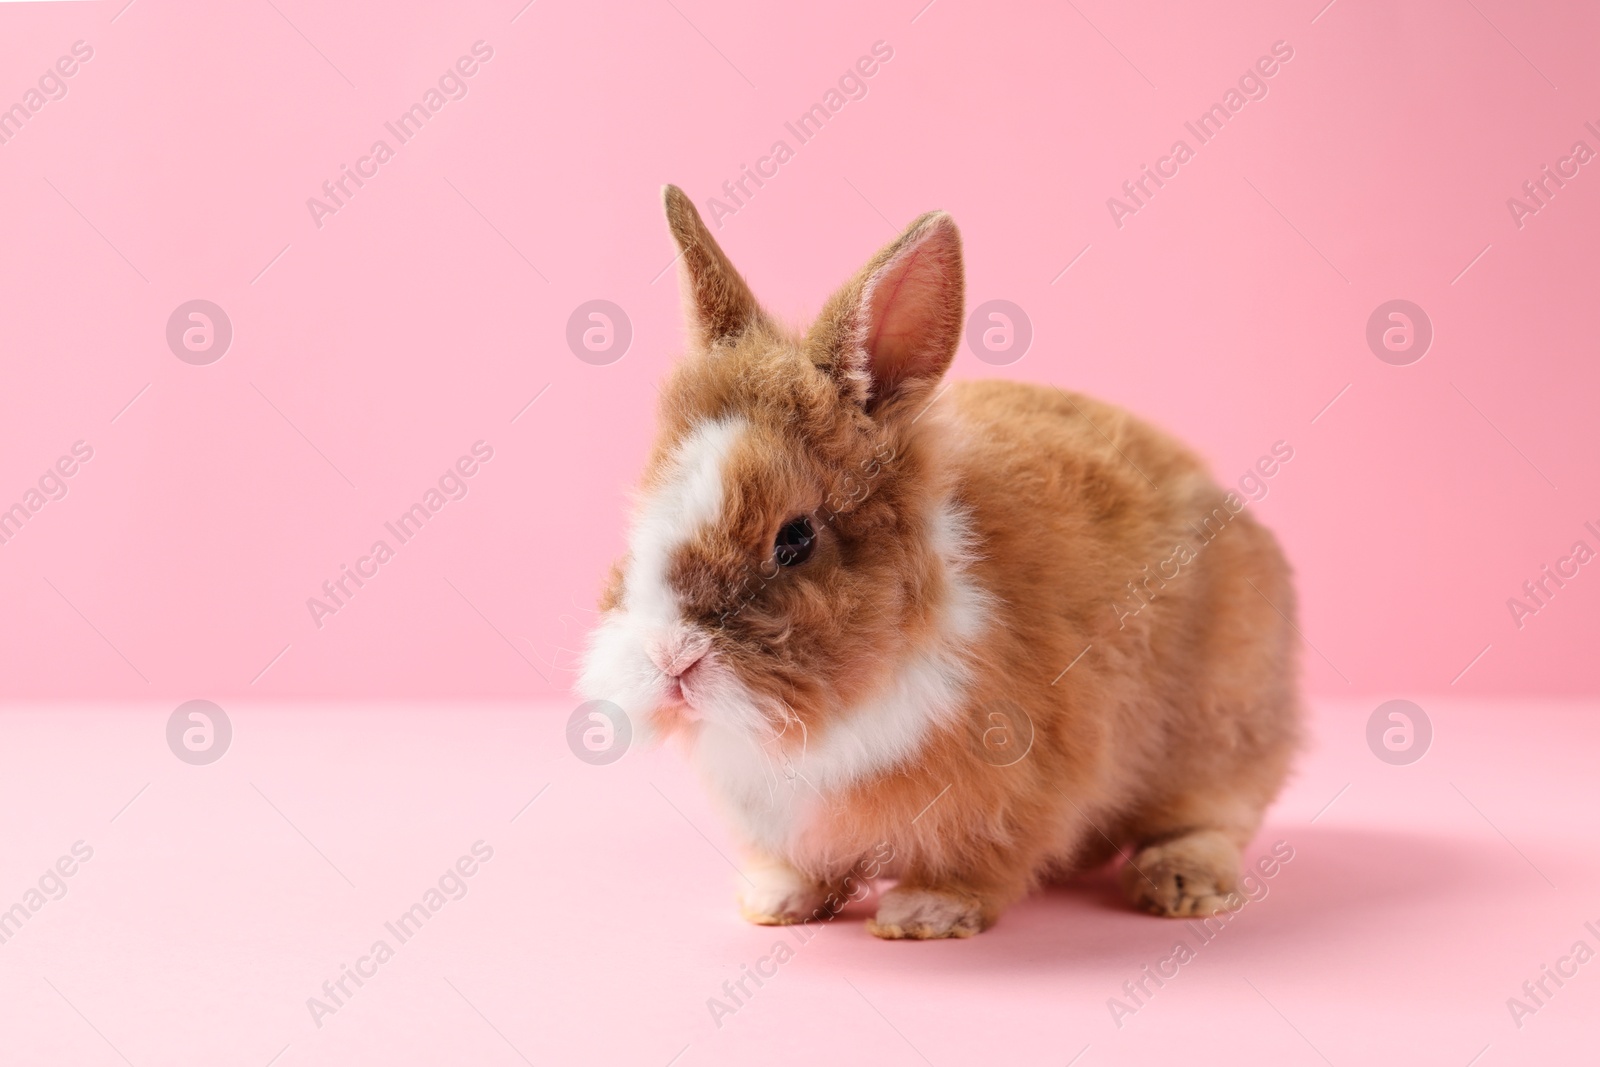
xmin=648 ymin=630 xmax=711 ymax=677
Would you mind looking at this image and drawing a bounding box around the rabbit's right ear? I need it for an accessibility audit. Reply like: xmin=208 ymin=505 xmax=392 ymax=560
xmin=662 ymin=185 xmax=767 ymax=350
xmin=807 ymin=211 xmax=964 ymax=418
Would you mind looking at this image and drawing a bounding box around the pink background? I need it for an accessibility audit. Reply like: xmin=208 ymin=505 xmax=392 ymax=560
xmin=2 ymin=0 xmax=1598 ymax=1064
xmin=0 ymin=0 xmax=1595 ymax=701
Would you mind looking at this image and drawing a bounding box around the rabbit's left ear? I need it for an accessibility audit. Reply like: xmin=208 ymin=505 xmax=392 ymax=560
xmin=809 ymin=211 xmax=964 ymax=415
xmin=662 ymin=184 xmax=769 ymax=350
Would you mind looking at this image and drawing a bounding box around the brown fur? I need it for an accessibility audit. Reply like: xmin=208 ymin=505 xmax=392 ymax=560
xmin=598 ymin=187 xmax=1301 ymax=938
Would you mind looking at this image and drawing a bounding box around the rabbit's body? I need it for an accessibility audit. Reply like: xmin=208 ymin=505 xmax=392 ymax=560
xmin=580 ymin=188 xmax=1301 ymax=938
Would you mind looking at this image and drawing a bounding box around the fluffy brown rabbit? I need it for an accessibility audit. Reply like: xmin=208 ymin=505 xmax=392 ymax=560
xmin=578 ymin=186 xmax=1301 ymax=938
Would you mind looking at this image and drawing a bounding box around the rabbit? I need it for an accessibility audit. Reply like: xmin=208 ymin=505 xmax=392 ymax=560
xmin=577 ymin=185 xmax=1301 ymax=939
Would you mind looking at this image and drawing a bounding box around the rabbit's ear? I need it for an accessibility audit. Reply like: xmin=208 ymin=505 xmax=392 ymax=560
xmin=662 ymin=184 xmax=767 ymax=350
xmin=809 ymin=211 xmax=964 ymax=415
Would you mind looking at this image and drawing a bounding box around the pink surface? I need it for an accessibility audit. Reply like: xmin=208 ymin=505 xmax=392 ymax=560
xmin=0 ymin=0 xmax=1594 ymax=700
xmin=5 ymin=698 xmax=1598 ymax=1065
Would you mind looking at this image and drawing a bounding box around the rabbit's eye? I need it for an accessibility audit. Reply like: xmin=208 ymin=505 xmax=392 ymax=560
xmin=774 ymin=516 xmax=816 ymax=567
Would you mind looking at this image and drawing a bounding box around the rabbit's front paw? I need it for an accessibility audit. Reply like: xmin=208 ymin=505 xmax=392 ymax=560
xmin=1122 ymin=830 xmax=1243 ymax=917
xmin=737 ymin=862 xmax=830 ymax=925
xmin=867 ymin=885 xmax=987 ymax=939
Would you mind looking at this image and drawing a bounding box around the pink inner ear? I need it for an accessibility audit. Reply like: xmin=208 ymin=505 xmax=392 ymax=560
xmin=865 ymin=249 xmax=930 ymax=363
xmin=857 ymin=220 xmax=961 ymax=400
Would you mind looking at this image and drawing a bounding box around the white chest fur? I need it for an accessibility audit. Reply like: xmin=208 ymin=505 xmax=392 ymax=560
xmin=691 ymin=500 xmax=992 ymax=858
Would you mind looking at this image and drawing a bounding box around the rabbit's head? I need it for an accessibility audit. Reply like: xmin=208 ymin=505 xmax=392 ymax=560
xmin=579 ymin=186 xmax=974 ymax=752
